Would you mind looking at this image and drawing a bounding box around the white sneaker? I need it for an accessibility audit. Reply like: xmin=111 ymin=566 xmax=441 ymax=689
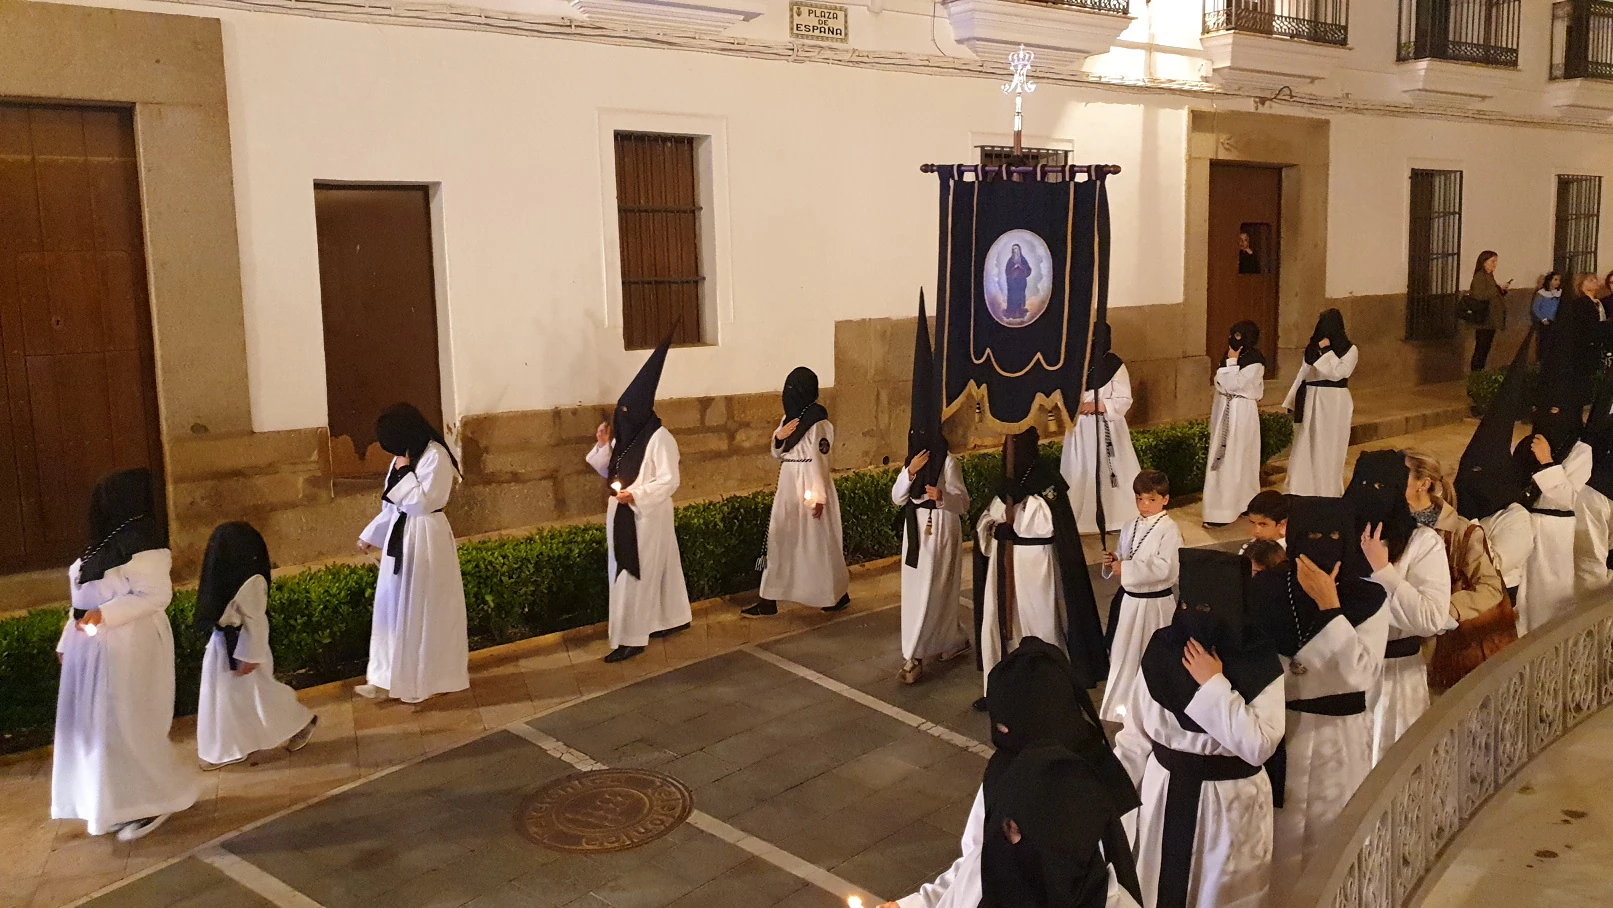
xmin=200 ymin=756 xmax=247 ymax=772
xmin=116 ymin=813 xmax=171 ymax=842
xmin=354 ymin=684 xmax=385 ymax=699
xmin=284 ymin=715 xmax=319 ymax=752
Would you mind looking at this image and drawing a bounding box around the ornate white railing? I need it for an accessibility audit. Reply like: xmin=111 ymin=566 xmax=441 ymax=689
xmin=1290 ymin=593 xmax=1613 ymax=908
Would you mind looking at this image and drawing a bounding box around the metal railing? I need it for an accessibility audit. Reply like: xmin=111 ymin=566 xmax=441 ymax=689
xmin=1397 ymin=0 xmax=1521 ymax=68
xmin=1551 ymin=0 xmax=1613 ymax=80
xmin=1290 ymin=590 xmax=1613 ymax=907
xmin=1202 ymin=0 xmax=1350 ymax=47
xmin=1035 ymin=0 xmax=1131 ymax=12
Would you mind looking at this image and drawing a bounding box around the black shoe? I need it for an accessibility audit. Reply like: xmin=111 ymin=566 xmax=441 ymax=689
xmin=650 ymin=623 xmax=691 ymax=639
xmin=972 ymin=697 xmax=989 ymax=713
xmin=824 ymin=594 xmax=851 ymax=613
xmin=741 ymin=601 xmax=778 ymax=618
xmin=604 ymin=645 xmax=645 ymax=664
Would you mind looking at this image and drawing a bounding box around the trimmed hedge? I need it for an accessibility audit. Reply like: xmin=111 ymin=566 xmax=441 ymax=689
xmin=0 ymin=410 xmax=1292 ymax=754
xmin=1467 ymin=361 xmax=1613 ymax=417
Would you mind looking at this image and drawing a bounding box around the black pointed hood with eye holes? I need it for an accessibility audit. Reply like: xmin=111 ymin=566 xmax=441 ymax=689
xmin=1344 ymin=449 xmax=1418 ymax=564
xmin=1249 ymin=496 xmax=1385 ymax=658
xmin=607 ymin=334 xmax=672 ymax=580
xmin=1456 ymin=330 xmax=1534 ymax=520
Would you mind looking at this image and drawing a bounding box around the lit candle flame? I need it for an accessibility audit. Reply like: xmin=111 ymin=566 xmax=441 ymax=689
xmin=804 ymin=489 xmax=815 ymax=502
xmin=847 ymin=898 xmax=863 ymax=908
xmin=84 ymin=622 xmax=98 ymax=637
xmin=611 ymin=481 xmax=622 ymax=492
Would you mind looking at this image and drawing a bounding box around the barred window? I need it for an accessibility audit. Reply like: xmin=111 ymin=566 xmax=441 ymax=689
xmin=978 ymin=145 xmax=1069 ymax=181
xmin=614 ymin=132 xmax=705 ymax=350
xmin=1406 ymin=169 xmax=1464 ymax=342
xmin=1554 ymin=174 xmax=1602 ymax=279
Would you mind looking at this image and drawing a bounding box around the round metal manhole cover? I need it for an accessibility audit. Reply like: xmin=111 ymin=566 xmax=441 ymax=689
xmin=517 ymin=769 xmax=694 ymax=854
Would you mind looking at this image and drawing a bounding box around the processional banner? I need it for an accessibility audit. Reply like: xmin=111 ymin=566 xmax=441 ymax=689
xmin=934 ymin=170 xmax=1111 ymax=428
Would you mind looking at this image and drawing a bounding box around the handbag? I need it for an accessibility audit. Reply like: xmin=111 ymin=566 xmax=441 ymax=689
xmin=1458 ymin=295 xmax=1491 ymax=326
xmin=1428 ymin=524 xmax=1518 ymax=692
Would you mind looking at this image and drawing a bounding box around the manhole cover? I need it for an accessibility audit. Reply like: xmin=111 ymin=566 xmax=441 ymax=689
xmin=517 ymin=769 xmax=694 ymax=854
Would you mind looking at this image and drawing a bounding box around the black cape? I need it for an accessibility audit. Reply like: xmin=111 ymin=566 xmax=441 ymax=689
xmin=608 ymin=335 xmax=671 ymax=579
xmin=1455 ymin=329 xmax=1533 ymax=520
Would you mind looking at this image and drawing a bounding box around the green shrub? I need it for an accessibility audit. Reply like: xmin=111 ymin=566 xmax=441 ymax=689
xmin=0 ymin=409 xmax=1294 ymax=754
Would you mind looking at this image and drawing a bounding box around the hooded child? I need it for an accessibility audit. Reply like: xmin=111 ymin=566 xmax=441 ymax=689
xmin=53 ymin=469 xmax=197 ymax=843
xmin=1283 ymin=309 xmax=1359 ymax=497
xmin=747 ymin=366 xmax=851 ymax=616
xmin=587 ymin=337 xmax=694 ymax=662
xmin=1063 ymin=323 xmax=1142 ymax=535
xmin=195 ymin=522 xmax=317 ymax=769
xmin=356 ymin=403 xmax=470 ymax=702
xmin=1115 ymin=549 xmax=1285 ymax=908
xmin=1203 ymin=322 xmax=1268 ymax=527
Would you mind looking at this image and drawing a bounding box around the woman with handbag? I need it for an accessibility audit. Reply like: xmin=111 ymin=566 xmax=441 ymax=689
xmin=1464 ymin=251 xmax=1509 ymax=373
xmin=1403 ymin=451 xmax=1514 ymax=693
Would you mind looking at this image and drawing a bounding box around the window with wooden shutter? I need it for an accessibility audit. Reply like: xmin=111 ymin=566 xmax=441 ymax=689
xmin=614 ymin=132 xmax=704 ymax=350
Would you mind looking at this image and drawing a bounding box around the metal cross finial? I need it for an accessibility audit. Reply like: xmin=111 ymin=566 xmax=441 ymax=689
xmin=1002 ymin=44 xmax=1037 ymax=96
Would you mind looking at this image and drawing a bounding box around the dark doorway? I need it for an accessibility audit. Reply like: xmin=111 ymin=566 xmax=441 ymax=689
xmin=314 ymin=185 xmax=444 ymax=478
xmin=0 ymin=103 xmax=165 ymax=573
xmin=1207 ymin=163 xmax=1282 ymax=372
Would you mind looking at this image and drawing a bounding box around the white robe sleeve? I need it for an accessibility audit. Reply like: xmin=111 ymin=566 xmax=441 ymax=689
xmin=891 ymin=467 xmax=915 ymax=507
xmin=975 ymin=502 xmax=1002 ymax=560
xmin=1576 ymin=488 xmax=1613 ymax=591
xmin=810 ymin=423 xmax=833 ymax=503
xmin=1112 ymin=675 xmax=1153 ymax=788
xmin=95 ymin=549 xmax=174 ymax=629
xmin=1483 ymin=505 xmax=1532 ymax=586
xmin=359 ymin=465 xmax=397 ymax=548
xmin=1215 ymin=362 xmax=1266 ymax=399
xmin=941 ymin=455 xmax=970 ymax=516
xmin=1369 ymin=529 xmax=1456 ymax=637
xmin=1103 ymin=366 xmax=1134 ymax=421
xmin=897 ymin=787 xmax=985 ymax=908
xmin=628 ymin=430 xmax=681 ymax=510
xmin=1564 ymin=442 xmax=1593 ymax=491
xmin=769 ymin=420 xmax=789 ymax=462
xmin=1310 ymin=347 xmax=1359 ymax=381
xmin=586 ymin=440 xmax=612 ymax=479
xmin=1295 ymin=612 xmax=1379 ymax=687
xmin=1281 ymin=363 xmax=1310 ymax=411
xmin=1120 ymin=517 xmax=1180 ymax=589
xmin=1183 ymin=674 xmax=1286 ymax=766
xmin=225 ymin=574 xmax=274 ymax=665
xmin=383 ymin=444 xmax=455 ymax=516
xmin=1535 ymin=463 xmax=1578 ymax=511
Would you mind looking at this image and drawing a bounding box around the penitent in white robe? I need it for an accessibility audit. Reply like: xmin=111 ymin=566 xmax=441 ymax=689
xmin=1115 ymin=671 xmax=1285 ymax=908
xmin=1064 ymin=366 xmax=1142 ymax=535
xmin=893 ymin=455 xmax=971 ymax=661
xmin=53 ymin=549 xmax=198 ymax=835
xmin=977 ymin=495 xmax=1068 ymax=696
xmin=1516 ymin=443 xmax=1592 ymax=635
xmin=759 ymin=420 xmax=850 ymax=608
xmin=896 ymin=786 xmax=1143 ymax=908
xmin=1574 ymin=483 xmax=1612 ymax=600
xmin=360 ymin=442 xmax=470 ymax=703
xmin=1282 ymin=347 xmax=1359 ymax=498
xmin=588 ymin=427 xmax=693 ymax=647
xmin=1268 ymin=608 xmax=1389 ymax=906
xmin=198 ymin=575 xmax=315 ymax=765
xmin=1367 ymin=527 xmax=1454 ymax=765
xmin=1480 ymin=503 xmax=1531 ymax=594
xmin=1100 ymin=513 xmax=1183 ymax=725
xmin=1202 ymin=359 xmax=1267 ymax=525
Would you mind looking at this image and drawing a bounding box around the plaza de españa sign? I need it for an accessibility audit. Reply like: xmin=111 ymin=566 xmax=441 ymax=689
xmin=790 ymin=1 xmax=848 ymax=43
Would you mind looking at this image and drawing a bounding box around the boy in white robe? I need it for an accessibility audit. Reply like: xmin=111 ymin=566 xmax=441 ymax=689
xmin=53 ymin=470 xmax=197 ymax=842
xmin=587 ymin=336 xmax=693 ymax=662
xmin=1100 ymin=470 xmax=1182 ymax=725
xmin=893 ymin=298 xmax=970 ymax=683
xmin=747 ymin=366 xmax=850 ymax=617
xmin=974 ymin=429 xmax=1109 ymax=711
xmin=1239 ymin=490 xmax=1289 ymax=557
xmin=1250 ymin=496 xmax=1389 ymax=906
xmin=196 ymin=522 xmax=317 ymax=769
xmin=1064 ymin=323 xmax=1142 ymax=534
xmin=1284 ymin=309 xmax=1359 ymax=497
xmin=1116 ymin=549 xmax=1284 ymax=908
xmin=1203 ymin=321 xmax=1268 ymax=527
xmin=356 ymin=404 xmax=470 ymax=702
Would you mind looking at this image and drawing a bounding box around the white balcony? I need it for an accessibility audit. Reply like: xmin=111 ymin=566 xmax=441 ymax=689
xmin=568 ymin=0 xmax=764 ymax=36
xmin=1546 ymin=78 xmax=1613 ymax=121
xmin=1200 ymin=30 xmax=1349 ymax=93
xmin=1396 ymin=59 xmax=1520 ymax=107
xmin=942 ymin=0 xmax=1132 ymax=71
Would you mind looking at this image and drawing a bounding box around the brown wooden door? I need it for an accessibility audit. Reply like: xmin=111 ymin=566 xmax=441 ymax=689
xmin=314 ymin=185 xmax=444 ymax=477
xmin=1207 ymin=163 xmax=1282 ymax=372
xmin=0 ymin=103 xmax=165 ymax=574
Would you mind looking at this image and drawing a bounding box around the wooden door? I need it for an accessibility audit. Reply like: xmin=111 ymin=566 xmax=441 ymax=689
xmin=314 ymin=185 xmax=444 ymax=477
xmin=0 ymin=103 xmax=165 ymax=574
xmin=1206 ymin=163 xmax=1282 ymax=373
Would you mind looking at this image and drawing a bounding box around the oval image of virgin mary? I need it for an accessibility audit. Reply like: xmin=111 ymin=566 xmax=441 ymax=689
xmin=983 ymin=230 xmax=1054 ymax=328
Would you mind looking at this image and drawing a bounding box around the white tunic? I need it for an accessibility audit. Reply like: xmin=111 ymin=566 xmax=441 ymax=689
xmin=1100 ymin=513 xmax=1183 ymax=725
xmin=359 ymin=442 xmax=470 ymax=702
xmin=892 ymin=456 xmax=971 ymax=661
xmin=588 ymin=427 xmax=694 ymax=647
xmin=896 ymin=786 xmax=1143 ymax=908
xmin=976 ymin=495 xmax=1069 ymax=695
xmin=759 ymin=421 xmax=850 ymax=608
xmin=1064 ymin=365 xmax=1142 ymax=535
xmin=1282 ymin=347 xmax=1359 ymax=498
xmin=1367 ymin=527 xmax=1455 ymax=765
xmin=1479 ymin=503 xmax=1532 ymax=591
xmin=1574 ymin=484 xmax=1612 ymax=600
xmin=1269 ymin=608 xmax=1390 ymax=906
xmin=197 ymin=575 xmax=315 ymax=765
xmin=1202 ymin=360 xmax=1267 ymax=525
xmin=53 ymin=549 xmax=198 ymax=835
xmin=1115 ymin=672 xmax=1285 ymax=908
xmin=1516 ymin=443 xmax=1592 ymax=635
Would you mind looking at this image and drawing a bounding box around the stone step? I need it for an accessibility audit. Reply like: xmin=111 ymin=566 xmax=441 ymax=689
xmin=1266 ymin=381 xmax=1472 ymax=481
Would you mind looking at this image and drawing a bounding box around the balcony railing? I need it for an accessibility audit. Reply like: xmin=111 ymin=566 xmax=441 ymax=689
xmin=1551 ymin=0 xmax=1613 ymax=80
xmin=1202 ymin=0 xmax=1349 ymax=46
xmin=1397 ymin=0 xmax=1521 ymax=68
xmin=1037 ymin=0 xmax=1130 ymax=11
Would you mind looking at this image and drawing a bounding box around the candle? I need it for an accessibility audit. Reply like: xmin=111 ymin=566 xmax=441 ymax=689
xmin=611 ymin=481 xmax=622 ymax=492
xmin=804 ymin=489 xmax=815 ymax=503
xmin=847 ymin=898 xmax=863 ymax=908
xmin=84 ymin=622 xmax=98 ymax=637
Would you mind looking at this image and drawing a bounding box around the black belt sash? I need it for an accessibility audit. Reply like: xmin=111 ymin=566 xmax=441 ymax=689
xmin=1292 ymin=377 xmax=1349 ymax=426
xmin=385 ymin=508 xmax=445 ymax=575
xmin=1152 ymin=743 xmax=1261 ymax=908
xmin=1528 ymin=507 xmax=1575 ymax=518
xmin=1385 ymin=636 xmax=1425 ymax=659
xmin=1106 ymin=586 xmax=1175 ymax=652
xmin=903 ymin=499 xmax=939 ymax=568
xmin=1268 ymin=691 xmax=1368 ymax=809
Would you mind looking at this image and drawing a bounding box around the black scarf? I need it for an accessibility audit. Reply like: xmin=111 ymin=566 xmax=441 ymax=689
xmin=1228 ymin=321 xmax=1266 ymax=369
xmin=376 ymin=402 xmax=458 ymax=474
xmin=193 ymin=522 xmax=272 ymax=669
xmin=77 ymin=469 xmax=166 ymax=584
xmin=609 ymin=336 xmax=671 ymax=579
xmin=904 ymin=293 xmax=948 ymax=567
xmin=1344 ymin=449 xmax=1418 ymax=564
xmin=776 ymin=366 xmax=829 ymax=454
xmin=1303 ymin=308 xmax=1352 ymax=365
xmin=1085 ymin=323 xmax=1123 ymax=391
xmin=1456 ymin=329 xmax=1533 ymax=520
